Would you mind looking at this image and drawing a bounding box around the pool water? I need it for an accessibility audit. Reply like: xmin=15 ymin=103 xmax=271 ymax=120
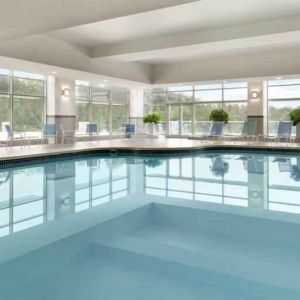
xmin=1 ymin=150 xmax=300 ymax=299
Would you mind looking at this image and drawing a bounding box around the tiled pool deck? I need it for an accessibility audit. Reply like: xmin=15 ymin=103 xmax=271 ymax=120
xmin=1 ymin=137 xmax=300 ymax=162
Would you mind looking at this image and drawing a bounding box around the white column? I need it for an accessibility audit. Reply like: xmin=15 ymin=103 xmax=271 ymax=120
xmin=247 ymin=81 xmax=265 ymax=135
xmin=129 ymin=88 xmax=144 ymax=131
xmin=47 ymin=77 xmax=76 ymax=143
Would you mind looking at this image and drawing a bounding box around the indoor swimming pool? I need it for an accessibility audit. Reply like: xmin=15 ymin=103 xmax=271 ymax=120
xmin=1 ymin=149 xmax=300 ymax=299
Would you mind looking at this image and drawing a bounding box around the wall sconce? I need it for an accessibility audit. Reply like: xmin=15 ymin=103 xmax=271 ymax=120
xmin=251 ymin=91 xmax=259 ymax=100
xmin=62 ymin=88 xmax=70 ymax=97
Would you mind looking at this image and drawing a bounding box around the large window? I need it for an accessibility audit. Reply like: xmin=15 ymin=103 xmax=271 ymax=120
xmin=75 ymin=82 xmax=128 ymax=135
xmin=0 ymin=69 xmax=46 ymax=136
xmin=267 ymin=79 xmax=300 ymax=136
xmin=144 ymin=82 xmax=248 ymax=135
xmin=144 ymin=88 xmax=167 ymax=134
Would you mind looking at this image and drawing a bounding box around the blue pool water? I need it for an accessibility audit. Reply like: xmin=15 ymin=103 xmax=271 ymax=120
xmin=1 ymin=150 xmax=300 ymax=299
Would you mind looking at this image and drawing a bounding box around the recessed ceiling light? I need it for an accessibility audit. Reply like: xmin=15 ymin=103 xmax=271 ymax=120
xmin=276 ymin=77 xmax=282 ymax=80
xmin=51 ymin=71 xmax=57 ymax=74
xmin=223 ymin=81 xmax=228 ymax=83
xmin=103 ymin=79 xmax=108 ymax=83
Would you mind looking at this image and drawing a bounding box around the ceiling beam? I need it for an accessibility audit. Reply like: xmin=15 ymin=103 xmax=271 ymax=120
xmin=0 ymin=0 xmax=199 ymax=41
xmin=91 ymin=17 xmax=300 ymax=61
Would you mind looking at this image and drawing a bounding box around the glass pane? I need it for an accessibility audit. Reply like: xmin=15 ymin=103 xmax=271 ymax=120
xmin=268 ymin=85 xmax=300 ymax=99
xmin=169 ymin=106 xmax=180 ymax=135
xmin=195 ymin=89 xmax=222 ymax=102
xmin=167 ymin=86 xmax=193 ymax=92
xmin=268 ymin=79 xmax=300 ymax=86
xmin=76 ymin=102 xmax=90 ymax=130
xmin=168 ymin=91 xmax=193 ymax=103
xmin=75 ymin=80 xmax=89 ymax=86
xmin=13 ymin=78 xmax=45 ymax=96
xmin=91 ymin=87 xmax=109 ymax=98
xmin=111 ymin=87 xmax=128 ymax=104
xmin=223 ymin=82 xmax=247 ymax=88
xmin=145 ymin=87 xmax=166 ymax=93
xmin=92 ymin=95 xmax=109 ymax=103
xmin=13 ymin=71 xmax=44 ymax=80
xmin=194 ymin=103 xmax=222 ymax=134
xmin=182 ymin=106 xmax=192 ymax=135
xmin=91 ymin=103 xmax=110 ymax=133
xmin=112 ymin=105 xmax=127 ymax=131
xmin=13 ymin=96 xmax=44 ymax=131
xmin=0 ymin=95 xmax=10 ymax=132
xmin=75 ymin=86 xmax=89 ymax=99
xmin=223 ymin=88 xmax=248 ymax=101
xmin=223 ymin=102 xmax=247 ymax=134
xmin=194 ymin=84 xmax=222 ymax=90
xmin=268 ymin=100 xmax=300 ymax=135
xmin=144 ymin=93 xmax=166 ymax=105
xmin=0 ymin=69 xmax=10 ymax=76
xmin=0 ymin=76 xmax=11 ymax=93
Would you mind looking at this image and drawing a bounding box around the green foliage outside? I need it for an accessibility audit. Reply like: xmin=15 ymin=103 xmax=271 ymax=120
xmin=143 ymin=113 xmax=161 ymax=124
xmin=0 ymin=76 xmax=45 ymax=131
xmin=75 ymin=86 xmax=128 ymax=132
xmin=289 ymin=108 xmax=300 ymax=126
xmin=209 ymin=109 xmax=229 ymax=124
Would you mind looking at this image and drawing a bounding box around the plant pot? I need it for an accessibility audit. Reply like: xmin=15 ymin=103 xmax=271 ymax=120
xmin=146 ymin=123 xmax=157 ymax=135
xmin=296 ymin=123 xmax=300 ymax=143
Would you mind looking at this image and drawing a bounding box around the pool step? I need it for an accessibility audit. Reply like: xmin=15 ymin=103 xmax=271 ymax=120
xmin=94 ymin=235 xmax=300 ymax=291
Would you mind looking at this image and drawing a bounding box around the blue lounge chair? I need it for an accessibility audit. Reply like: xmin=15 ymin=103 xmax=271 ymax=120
xmin=206 ymin=121 xmax=224 ymax=139
xmin=87 ymin=123 xmax=98 ymax=136
xmin=262 ymin=121 xmax=294 ymax=143
xmin=5 ymin=124 xmax=27 ymax=147
xmin=224 ymin=120 xmax=257 ymax=141
xmin=42 ymin=124 xmax=57 ymax=144
xmin=122 ymin=123 xmax=136 ymax=139
xmin=242 ymin=119 xmax=257 ymax=141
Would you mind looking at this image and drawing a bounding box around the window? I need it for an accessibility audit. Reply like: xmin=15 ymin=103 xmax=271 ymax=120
xmin=144 ymin=82 xmax=248 ymax=135
xmin=195 ymin=103 xmax=222 ymax=134
xmin=111 ymin=87 xmax=128 ymax=131
xmin=0 ymin=69 xmax=45 ymax=135
xmin=267 ymin=79 xmax=300 ymax=136
xmin=75 ymin=82 xmax=129 ymax=134
xmin=144 ymin=91 xmax=167 ymax=134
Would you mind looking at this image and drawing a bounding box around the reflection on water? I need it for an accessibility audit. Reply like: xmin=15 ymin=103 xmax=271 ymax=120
xmin=1 ymin=152 xmax=300 ymax=237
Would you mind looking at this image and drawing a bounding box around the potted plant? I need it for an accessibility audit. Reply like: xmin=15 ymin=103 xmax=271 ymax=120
xmin=209 ymin=109 xmax=229 ymax=124
xmin=289 ymin=108 xmax=300 ymax=141
xmin=143 ymin=113 xmax=161 ymax=135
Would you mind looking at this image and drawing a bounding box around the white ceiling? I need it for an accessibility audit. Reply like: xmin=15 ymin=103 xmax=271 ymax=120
xmin=49 ymin=0 xmax=300 ymax=48
xmin=1 ymin=0 xmax=300 ymax=85
xmin=108 ymin=31 xmax=300 ymax=64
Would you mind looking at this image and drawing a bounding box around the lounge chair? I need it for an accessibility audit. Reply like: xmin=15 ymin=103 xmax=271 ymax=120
xmin=203 ymin=121 xmax=224 ymax=140
xmin=42 ymin=124 xmax=57 ymax=144
xmin=87 ymin=123 xmax=98 ymax=136
xmin=60 ymin=125 xmax=75 ymax=144
xmin=261 ymin=121 xmax=294 ymax=143
xmin=223 ymin=119 xmax=257 ymax=142
xmin=122 ymin=123 xmax=136 ymax=139
xmin=4 ymin=124 xmax=27 ymax=147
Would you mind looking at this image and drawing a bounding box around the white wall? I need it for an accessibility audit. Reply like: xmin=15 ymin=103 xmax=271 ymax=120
xmin=248 ymin=81 xmax=264 ymax=117
xmin=47 ymin=76 xmax=75 ymax=116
